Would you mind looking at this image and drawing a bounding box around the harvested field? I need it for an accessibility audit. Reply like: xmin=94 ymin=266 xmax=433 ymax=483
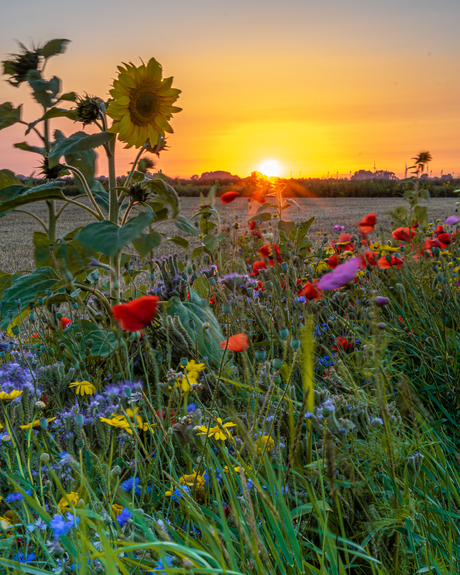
xmin=0 ymin=196 xmax=456 ymax=272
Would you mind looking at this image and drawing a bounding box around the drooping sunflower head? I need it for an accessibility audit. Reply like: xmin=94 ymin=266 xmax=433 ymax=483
xmin=106 ymin=58 xmax=181 ymax=149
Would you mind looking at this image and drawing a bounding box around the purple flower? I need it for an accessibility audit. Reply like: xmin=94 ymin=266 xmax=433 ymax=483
xmin=317 ymin=257 xmax=359 ymax=291
xmin=445 ymin=216 xmax=460 ymax=225
xmin=333 ymin=225 xmax=346 ymax=232
xmin=116 ymin=508 xmax=132 ymax=527
xmin=374 ymin=296 xmax=389 ymax=306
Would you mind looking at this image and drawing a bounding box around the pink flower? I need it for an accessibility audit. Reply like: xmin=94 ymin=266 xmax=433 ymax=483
xmin=317 ymin=257 xmax=359 ymax=291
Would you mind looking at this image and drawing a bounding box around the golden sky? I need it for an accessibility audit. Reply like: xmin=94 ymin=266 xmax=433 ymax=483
xmin=1 ymin=0 xmax=460 ymax=179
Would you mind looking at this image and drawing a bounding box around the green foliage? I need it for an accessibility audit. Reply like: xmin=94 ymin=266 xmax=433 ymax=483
xmin=48 ymin=131 xmax=114 ymax=169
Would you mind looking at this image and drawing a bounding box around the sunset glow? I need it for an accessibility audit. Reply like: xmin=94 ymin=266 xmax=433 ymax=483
xmin=258 ymin=160 xmax=281 ymax=178
xmin=0 ymin=1 xmax=459 ymax=179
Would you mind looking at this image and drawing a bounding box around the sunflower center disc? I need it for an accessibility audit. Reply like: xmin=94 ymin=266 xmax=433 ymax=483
xmin=130 ymin=90 xmax=158 ymax=124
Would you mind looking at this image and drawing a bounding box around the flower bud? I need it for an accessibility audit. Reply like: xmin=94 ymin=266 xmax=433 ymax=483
xmin=374 ymin=296 xmax=389 ymax=306
xmin=40 ymin=453 xmax=50 ymax=462
xmin=2 ymin=435 xmax=11 ymax=443
xmin=35 ymin=401 xmax=46 ymax=410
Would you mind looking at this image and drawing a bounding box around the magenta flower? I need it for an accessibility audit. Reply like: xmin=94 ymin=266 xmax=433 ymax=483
xmin=317 ymin=257 xmax=359 ymax=291
xmin=445 ymin=216 xmax=460 ymax=225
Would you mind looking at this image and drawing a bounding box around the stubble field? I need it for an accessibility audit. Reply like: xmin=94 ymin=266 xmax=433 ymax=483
xmin=0 ymin=196 xmax=456 ymax=272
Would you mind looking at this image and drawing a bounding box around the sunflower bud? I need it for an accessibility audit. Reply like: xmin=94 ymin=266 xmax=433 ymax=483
xmin=128 ymin=185 xmax=149 ymax=203
xmin=75 ymin=94 xmax=102 ymax=126
xmin=3 ymin=44 xmax=41 ymax=87
xmin=39 ymin=157 xmax=64 ymax=180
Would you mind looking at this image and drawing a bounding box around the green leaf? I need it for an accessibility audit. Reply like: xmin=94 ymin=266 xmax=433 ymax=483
xmin=0 ymin=182 xmax=65 ymax=216
xmin=174 ymin=214 xmax=199 ymax=237
xmin=33 ymin=232 xmax=98 ymax=279
xmin=41 ymin=39 xmax=71 ymax=59
xmin=142 ymin=178 xmax=179 ymax=218
xmin=132 ymin=230 xmax=162 ymax=258
xmin=295 ymin=217 xmax=315 ymax=246
xmin=57 ymin=91 xmax=77 ymax=102
xmin=48 ymin=131 xmax=114 ymax=168
xmin=202 ymin=234 xmax=218 ymax=252
xmin=167 ymin=236 xmax=189 ymax=249
xmin=278 ymin=220 xmax=296 ymax=235
xmin=76 ymin=211 xmax=155 ymax=256
xmin=191 ymin=246 xmax=204 ymax=259
xmin=0 ymin=267 xmax=61 ymax=330
xmin=249 ymin=212 xmax=272 ymax=222
xmin=0 ymin=102 xmax=22 ymax=131
xmin=63 ymin=320 xmax=120 ymax=358
xmin=14 ymin=141 xmax=46 ymax=155
xmin=167 ymin=289 xmax=224 ymax=366
xmin=26 ymin=107 xmax=77 ymax=135
xmin=27 ymin=71 xmax=60 ymax=108
xmin=414 ymin=205 xmax=428 ymax=225
xmin=0 ymin=169 xmax=20 ymax=190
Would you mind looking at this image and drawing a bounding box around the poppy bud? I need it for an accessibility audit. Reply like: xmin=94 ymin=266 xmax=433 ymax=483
xmin=11 ymin=326 xmax=20 ymax=336
xmin=39 ymin=418 xmax=49 ymax=430
xmin=222 ymin=304 xmax=232 ymax=313
xmin=291 ymin=339 xmax=301 ymax=350
xmin=279 ymin=328 xmax=289 ymax=340
xmin=273 ymin=359 xmax=283 ymax=370
xmin=255 ymin=350 xmax=267 ymax=361
xmin=75 ymin=414 xmax=85 ymax=427
xmin=40 ymin=453 xmax=50 ymax=462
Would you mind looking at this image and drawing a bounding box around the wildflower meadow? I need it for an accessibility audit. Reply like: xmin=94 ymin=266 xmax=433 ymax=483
xmin=0 ymin=40 xmax=460 ymax=575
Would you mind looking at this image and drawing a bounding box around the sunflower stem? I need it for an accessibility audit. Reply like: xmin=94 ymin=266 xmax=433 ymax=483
xmin=107 ymin=137 xmax=121 ymax=305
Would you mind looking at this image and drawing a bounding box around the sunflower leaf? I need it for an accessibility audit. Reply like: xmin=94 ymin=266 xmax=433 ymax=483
xmin=48 ymin=131 xmax=115 ymax=168
xmin=0 ymin=182 xmax=65 ymax=216
xmin=0 ymin=102 xmax=22 ymax=131
xmin=41 ymin=39 xmax=71 ymax=59
xmin=26 ymin=107 xmax=77 ymax=135
xmin=76 ymin=211 xmax=155 ymax=257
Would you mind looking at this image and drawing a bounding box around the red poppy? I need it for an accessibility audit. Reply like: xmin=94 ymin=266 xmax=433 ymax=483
xmin=249 ymin=220 xmax=256 ymax=231
xmin=436 ymin=224 xmax=444 ymax=235
xmin=332 ymin=337 xmax=354 ymax=352
xmin=112 ymin=295 xmax=159 ymax=332
xmin=250 ymin=190 xmax=265 ymax=204
xmin=377 ymin=255 xmax=404 ymax=269
xmin=251 ymin=259 xmax=268 ymax=276
xmin=255 ymin=280 xmax=265 ymax=292
xmin=209 ymin=296 xmax=216 ymax=304
xmin=333 ymin=233 xmax=354 ymax=254
xmin=220 ymin=334 xmax=249 ymax=352
xmin=260 ymin=243 xmax=283 ymax=263
xmin=359 ymin=251 xmax=378 ymax=268
xmin=437 ymin=232 xmax=452 ymax=247
xmin=392 ymin=227 xmax=416 ymax=241
xmin=221 ymin=191 xmax=240 ymax=204
xmin=60 ymin=317 xmax=72 ymax=329
xmin=298 ymin=281 xmax=323 ymax=301
xmin=328 ymin=254 xmax=339 ymax=269
xmin=356 ymin=212 xmax=377 ymax=234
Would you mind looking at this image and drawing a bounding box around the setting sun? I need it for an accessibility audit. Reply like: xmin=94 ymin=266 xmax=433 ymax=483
xmin=258 ymin=159 xmax=281 ymax=177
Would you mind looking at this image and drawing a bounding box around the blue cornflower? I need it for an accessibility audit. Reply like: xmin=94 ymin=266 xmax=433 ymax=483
xmin=116 ymin=508 xmax=132 ymax=527
xmin=26 ymin=517 xmax=47 ymax=532
xmin=13 ymin=552 xmax=35 ymax=564
xmin=120 ymin=477 xmax=141 ymax=495
xmin=168 ymin=486 xmax=191 ymax=502
xmin=6 ymin=490 xmax=31 ymax=503
xmin=59 ymin=452 xmax=74 ymax=466
xmin=154 ymin=556 xmax=173 ymax=575
xmin=49 ymin=513 xmax=79 ymax=538
xmin=294 ymin=296 xmax=306 ymax=304
xmin=187 ymin=403 xmax=197 ymax=413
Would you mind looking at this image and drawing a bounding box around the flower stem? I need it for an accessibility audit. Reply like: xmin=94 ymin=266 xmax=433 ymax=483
xmin=107 ymin=136 xmax=120 ymax=305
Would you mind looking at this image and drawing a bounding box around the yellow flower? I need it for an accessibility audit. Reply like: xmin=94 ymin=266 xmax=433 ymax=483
xmin=179 ymin=470 xmax=206 ymax=487
xmin=258 ymin=435 xmax=275 ymax=455
xmin=112 ymin=503 xmax=124 ymax=516
xmin=186 ymin=360 xmax=206 ymax=380
xmin=100 ymin=416 xmax=132 ymax=433
xmin=0 ymin=390 xmax=23 ymax=401
xmin=69 ymin=381 xmax=96 ymax=396
xmin=223 ymin=465 xmax=241 ymax=473
xmin=175 ymin=375 xmax=198 ymax=393
xmin=106 ymin=58 xmax=182 ymax=149
xmin=20 ymin=417 xmax=56 ymax=430
xmin=197 ymin=418 xmax=236 ymax=441
xmin=58 ymin=492 xmax=79 ymax=509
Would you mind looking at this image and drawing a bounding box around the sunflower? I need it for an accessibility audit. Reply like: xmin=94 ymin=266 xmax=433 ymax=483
xmin=106 ymin=58 xmax=181 ymax=149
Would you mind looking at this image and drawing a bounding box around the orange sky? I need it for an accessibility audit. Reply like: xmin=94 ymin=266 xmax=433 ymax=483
xmin=1 ymin=0 xmax=460 ymax=179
